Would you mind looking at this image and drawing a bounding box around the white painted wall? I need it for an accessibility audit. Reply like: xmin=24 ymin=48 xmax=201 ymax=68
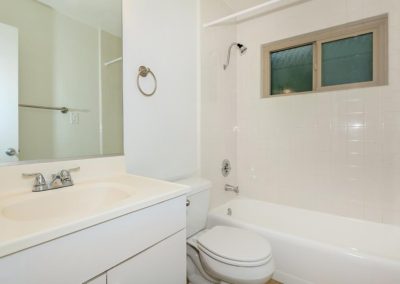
xmin=235 ymin=0 xmax=400 ymax=225
xmin=101 ymin=31 xmax=123 ymax=156
xmin=37 ymin=0 xmax=122 ymax=37
xmin=123 ymin=0 xmax=198 ymax=180
xmin=200 ymin=0 xmax=238 ymax=208
xmin=51 ymin=11 xmax=101 ymax=159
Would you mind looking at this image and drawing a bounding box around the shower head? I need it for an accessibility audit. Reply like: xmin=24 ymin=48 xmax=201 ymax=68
xmin=237 ymin=43 xmax=247 ymax=54
xmin=224 ymin=42 xmax=247 ymax=70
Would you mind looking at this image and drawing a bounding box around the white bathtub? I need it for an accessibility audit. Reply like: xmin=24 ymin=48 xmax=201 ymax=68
xmin=207 ymin=198 xmax=400 ymax=284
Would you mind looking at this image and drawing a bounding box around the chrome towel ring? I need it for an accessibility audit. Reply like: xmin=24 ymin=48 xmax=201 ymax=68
xmin=137 ymin=66 xmax=157 ymax=96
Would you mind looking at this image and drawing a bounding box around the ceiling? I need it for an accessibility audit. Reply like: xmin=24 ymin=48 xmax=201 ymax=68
xmin=37 ymin=0 xmax=122 ymax=37
xmin=222 ymin=0 xmax=270 ymax=12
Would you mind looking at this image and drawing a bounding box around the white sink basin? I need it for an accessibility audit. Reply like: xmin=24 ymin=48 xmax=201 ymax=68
xmin=1 ymin=183 xmax=132 ymax=222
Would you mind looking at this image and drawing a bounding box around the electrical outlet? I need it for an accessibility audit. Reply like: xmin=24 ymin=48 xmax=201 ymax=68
xmin=69 ymin=112 xmax=80 ymax=125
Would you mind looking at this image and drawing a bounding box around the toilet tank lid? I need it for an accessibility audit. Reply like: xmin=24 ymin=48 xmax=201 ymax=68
xmin=175 ymin=177 xmax=211 ymax=195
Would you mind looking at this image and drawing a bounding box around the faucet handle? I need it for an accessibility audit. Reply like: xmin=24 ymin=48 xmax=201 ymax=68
xmin=22 ymin=172 xmax=46 ymax=183
xmin=22 ymin=173 xmax=48 ymax=191
xmin=59 ymin=170 xmax=71 ymax=183
xmin=59 ymin=167 xmax=80 ymax=184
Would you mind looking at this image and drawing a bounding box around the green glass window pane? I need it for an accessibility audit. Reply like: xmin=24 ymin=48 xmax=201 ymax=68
xmin=270 ymin=44 xmax=313 ymax=95
xmin=322 ymin=33 xmax=373 ymax=86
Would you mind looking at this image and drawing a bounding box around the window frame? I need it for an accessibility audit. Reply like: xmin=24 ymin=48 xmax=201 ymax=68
xmin=261 ymin=14 xmax=388 ymax=98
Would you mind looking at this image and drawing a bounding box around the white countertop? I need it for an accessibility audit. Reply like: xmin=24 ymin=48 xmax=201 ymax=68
xmin=0 ymin=174 xmax=189 ymax=258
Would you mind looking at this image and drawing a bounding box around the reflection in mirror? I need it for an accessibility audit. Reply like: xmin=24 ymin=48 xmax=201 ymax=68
xmin=0 ymin=0 xmax=123 ymax=164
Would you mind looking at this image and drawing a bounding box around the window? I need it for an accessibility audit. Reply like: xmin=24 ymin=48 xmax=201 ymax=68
xmin=262 ymin=15 xmax=388 ymax=97
xmin=321 ymin=33 xmax=373 ymax=86
xmin=270 ymin=44 xmax=313 ymax=95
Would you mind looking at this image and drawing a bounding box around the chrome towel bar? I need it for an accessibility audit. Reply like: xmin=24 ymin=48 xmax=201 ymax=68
xmin=19 ymin=104 xmax=69 ymax=113
xmin=19 ymin=104 xmax=89 ymax=114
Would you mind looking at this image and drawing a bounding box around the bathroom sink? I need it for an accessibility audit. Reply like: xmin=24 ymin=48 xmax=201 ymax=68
xmin=1 ymin=183 xmax=132 ymax=222
xmin=0 ymin=173 xmax=188 ymax=258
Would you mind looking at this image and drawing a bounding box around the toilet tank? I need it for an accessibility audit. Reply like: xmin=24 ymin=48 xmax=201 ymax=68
xmin=176 ymin=177 xmax=211 ymax=238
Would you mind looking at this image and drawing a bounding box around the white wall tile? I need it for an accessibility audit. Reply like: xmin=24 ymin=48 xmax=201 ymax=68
xmin=233 ymin=0 xmax=400 ymax=225
xmin=201 ymin=0 xmax=238 ymax=208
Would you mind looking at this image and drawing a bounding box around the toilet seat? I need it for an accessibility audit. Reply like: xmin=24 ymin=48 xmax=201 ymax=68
xmin=197 ymin=226 xmax=272 ymax=267
xmin=198 ymin=244 xmax=272 ymax=267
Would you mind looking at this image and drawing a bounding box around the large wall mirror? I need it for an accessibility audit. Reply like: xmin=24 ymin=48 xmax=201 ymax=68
xmin=0 ymin=0 xmax=123 ymax=165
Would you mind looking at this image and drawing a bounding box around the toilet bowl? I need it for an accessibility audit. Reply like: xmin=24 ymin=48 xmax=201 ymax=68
xmin=188 ymin=226 xmax=275 ymax=284
xmin=177 ymin=178 xmax=275 ymax=284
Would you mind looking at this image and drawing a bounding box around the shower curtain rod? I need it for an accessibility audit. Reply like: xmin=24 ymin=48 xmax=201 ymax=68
xmin=104 ymin=57 xmax=122 ymax=66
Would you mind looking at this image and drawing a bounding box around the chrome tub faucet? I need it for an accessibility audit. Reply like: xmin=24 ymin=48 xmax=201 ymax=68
xmin=225 ymin=184 xmax=239 ymax=194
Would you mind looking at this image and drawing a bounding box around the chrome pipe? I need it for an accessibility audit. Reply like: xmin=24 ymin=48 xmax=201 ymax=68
xmin=225 ymin=184 xmax=239 ymax=194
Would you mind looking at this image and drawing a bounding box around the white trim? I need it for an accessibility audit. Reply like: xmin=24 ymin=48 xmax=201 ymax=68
xmin=97 ymin=28 xmax=104 ymax=155
xmin=196 ymin=0 xmax=202 ymax=175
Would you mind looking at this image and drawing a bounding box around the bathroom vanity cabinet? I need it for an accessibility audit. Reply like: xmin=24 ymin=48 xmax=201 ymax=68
xmin=0 ymin=196 xmax=186 ymax=284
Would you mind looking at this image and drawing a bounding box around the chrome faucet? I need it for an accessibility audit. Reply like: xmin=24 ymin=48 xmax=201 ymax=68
xmin=23 ymin=167 xmax=80 ymax=192
xmin=224 ymin=184 xmax=239 ymax=194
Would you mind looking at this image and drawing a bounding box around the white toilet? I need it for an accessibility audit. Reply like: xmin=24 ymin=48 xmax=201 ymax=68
xmin=178 ymin=178 xmax=275 ymax=284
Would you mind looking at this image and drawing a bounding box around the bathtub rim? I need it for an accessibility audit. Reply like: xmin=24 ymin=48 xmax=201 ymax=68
xmin=208 ymin=197 xmax=400 ymax=265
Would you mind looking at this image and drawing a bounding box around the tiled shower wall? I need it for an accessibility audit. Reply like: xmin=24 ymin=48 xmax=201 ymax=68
xmin=201 ymin=0 xmax=238 ymax=208
xmin=236 ymin=0 xmax=400 ymax=224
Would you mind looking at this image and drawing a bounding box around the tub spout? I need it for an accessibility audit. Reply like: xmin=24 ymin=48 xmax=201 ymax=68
xmin=225 ymin=184 xmax=239 ymax=194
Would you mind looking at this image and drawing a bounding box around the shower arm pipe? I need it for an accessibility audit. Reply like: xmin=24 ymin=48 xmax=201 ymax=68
xmin=223 ymin=42 xmax=238 ymax=70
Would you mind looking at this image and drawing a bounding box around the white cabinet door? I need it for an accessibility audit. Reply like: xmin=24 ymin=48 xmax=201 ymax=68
xmin=85 ymin=274 xmax=107 ymax=284
xmin=0 ymin=22 xmax=19 ymax=163
xmin=107 ymin=230 xmax=186 ymax=284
